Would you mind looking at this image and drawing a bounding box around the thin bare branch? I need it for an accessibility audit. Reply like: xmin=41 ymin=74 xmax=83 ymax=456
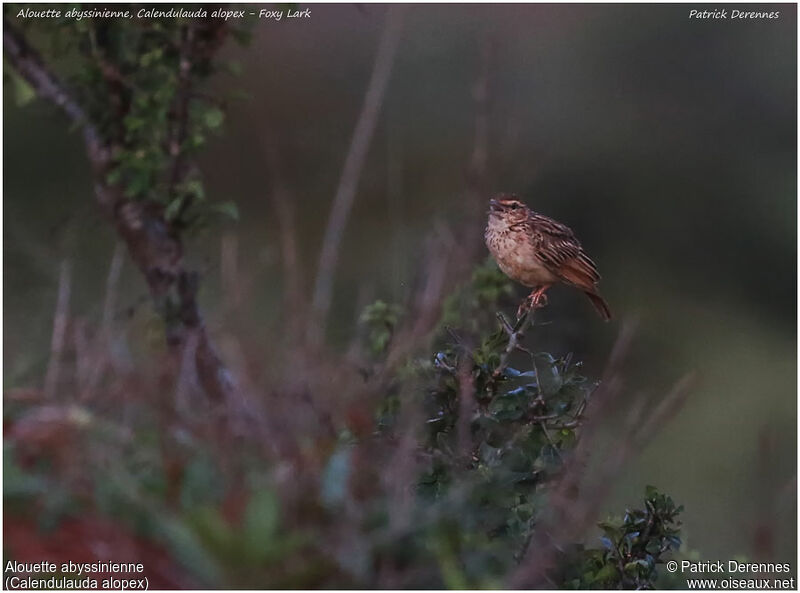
xmin=4 ymin=21 xmax=94 ymax=141
xmin=80 ymin=243 xmax=126 ymax=400
xmin=384 ymin=229 xmax=454 ymax=369
xmin=308 ymin=6 xmax=406 ymax=345
xmin=261 ymin=137 xmax=304 ymax=337
xmin=457 ymin=360 xmax=476 ymax=460
xmin=220 ymin=232 xmax=241 ymax=311
xmin=492 ymin=307 xmax=536 ymax=384
xmin=101 ymin=242 xmax=125 ymax=331
xmin=384 ymin=386 xmax=425 ymax=536
xmin=468 ymin=35 xmax=492 ymax=196
xmin=44 ymin=261 xmax=72 ymax=399
xmin=175 ymin=331 xmax=200 ymax=402
xmin=634 ymin=373 xmax=696 ymax=442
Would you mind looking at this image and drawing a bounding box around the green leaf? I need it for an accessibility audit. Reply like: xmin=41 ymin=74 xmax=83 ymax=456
xmin=180 ymin=455 xmax=224 ymax=509
xmin=124 ymin=170 xmax=152 ymax=198
xmin=105 ymin=168 xmax=122 ymax=186
xmin=188 ymin=506 xmax=233 ymax=552
xmin=165 ymin=197 xmax=185 ymax=223
xmin=180 ymin=178 xmax=206 ymax=201
xmin=123 ymin=115 xmax=145 ymax=133
xmin=203 ymin=107 xmax=225 ymax=129
xmin=11 ymin=70 xmax=36 ymax=107
xmin=592 ymin=563 xmax=619 ymax=584
xmin=160 ymin=516 xmax=223 ymax=586
xmin=210 ymin=201 xmax=239 ymax=221
xmin=243 ymin=490 xmax=280 ymax=554
xmin=624 ymin=558 xmax=651 ymax=573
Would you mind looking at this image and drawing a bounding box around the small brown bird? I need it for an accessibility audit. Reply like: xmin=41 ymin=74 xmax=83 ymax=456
xmin=484 ymin=194 xmax=612 ymax=320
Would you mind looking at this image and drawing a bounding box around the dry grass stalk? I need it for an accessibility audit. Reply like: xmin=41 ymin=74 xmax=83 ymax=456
xmin=308 ymin=5 xmax=407 ymax=346
xmin=43 ymin=260 xmax=72 ymax=399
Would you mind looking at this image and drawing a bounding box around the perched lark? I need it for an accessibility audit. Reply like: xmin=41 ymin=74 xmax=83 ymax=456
xmin=485 ymin=194 xmax=612 ymax=320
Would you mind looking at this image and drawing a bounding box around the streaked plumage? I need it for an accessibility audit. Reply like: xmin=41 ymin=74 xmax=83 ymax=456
xmin=484 ymin=193 xmax=612 ymax=320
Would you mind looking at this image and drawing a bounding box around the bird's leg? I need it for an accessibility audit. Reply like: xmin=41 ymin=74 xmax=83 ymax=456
xmin=518 ymin=285 xmax=548 ymax=319
xmin=517 ymin=284 xmax=552 ymax=318
xmin=531 ymin=284 xmax=551 ymax=308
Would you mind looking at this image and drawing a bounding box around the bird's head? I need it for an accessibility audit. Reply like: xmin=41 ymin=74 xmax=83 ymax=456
xmin=488 ymin=193 xmax=530 ymax=225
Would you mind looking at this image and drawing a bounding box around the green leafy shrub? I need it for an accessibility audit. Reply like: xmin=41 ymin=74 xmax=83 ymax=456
xmin=560 ymin=486 xmax=683 ymax=589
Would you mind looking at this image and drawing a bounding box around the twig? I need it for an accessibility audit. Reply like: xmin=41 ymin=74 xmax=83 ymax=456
xmin=386 ymin=117 xmax=407 ymax=300
xmin=467 ymin=34 xmax=492 ymax=199
xmin=457 ymin=360 xmax=477 ymax=461
xmin=44 ymin=260 xmax=71 ymax=399
xmin=493 ymin=308 xmax=535 ymax=380
xmin=308 ymin=5 xmax=406 ymax=346
xmin=81 ymin=243 xmax=125 ymax=400
xmin=101 ymin=242 xmax=125 ymax=332
xmin=383 ymin=386 xmax=425 ymax=536
xmin=384 ymin=229 xmax=454 ymax=369
xmin=496 ymin=312 xmax=515 ymax=335
xmin=220 ymin=232 xmax=241 ymax=311
xmin=175 ymin=331 xmax=201 ymax=413
xmin=634 ymin=373 xmax=695 ymax=441
xmin=3 ymin=19 xmax=105 ymax=163
xmin=539 ymin=421 xmax=565 ymax=463
xmin=261 ymin=136 xmax=304 ymax=339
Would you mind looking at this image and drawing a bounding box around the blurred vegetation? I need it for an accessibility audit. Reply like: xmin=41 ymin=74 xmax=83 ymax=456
xmin=6 ymin=259 xmax=686 ymax=588
xmin=3 ymin=2 xmax=796 ymax=588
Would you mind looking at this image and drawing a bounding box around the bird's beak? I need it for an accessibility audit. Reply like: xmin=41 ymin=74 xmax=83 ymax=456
xmin=489 ymin=198 xmax=501 ymax=213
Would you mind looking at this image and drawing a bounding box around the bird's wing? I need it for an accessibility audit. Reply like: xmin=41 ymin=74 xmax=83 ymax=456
xmin=529 ymin=212 xmax=601 ymax=287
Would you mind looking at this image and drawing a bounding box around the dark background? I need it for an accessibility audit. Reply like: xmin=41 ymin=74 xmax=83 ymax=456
xmin=4 ymin=3 xmax=797 ymax=563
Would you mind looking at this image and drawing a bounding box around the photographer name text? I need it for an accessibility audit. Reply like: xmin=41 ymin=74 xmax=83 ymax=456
xmin=689 ymin=8 xmax=780 ymax=19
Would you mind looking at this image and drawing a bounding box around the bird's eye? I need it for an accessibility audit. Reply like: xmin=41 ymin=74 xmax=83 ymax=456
xmin=510 ymin=203 xmax=518 ymax=210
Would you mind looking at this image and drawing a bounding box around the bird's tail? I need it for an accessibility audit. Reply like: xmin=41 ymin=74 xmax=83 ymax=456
xmin=584 ymin=291 xmax=612 ymax=321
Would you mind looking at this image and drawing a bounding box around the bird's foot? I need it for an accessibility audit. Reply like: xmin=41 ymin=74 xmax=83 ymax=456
xmin=517 ymin=290 xmax=548 ymax=320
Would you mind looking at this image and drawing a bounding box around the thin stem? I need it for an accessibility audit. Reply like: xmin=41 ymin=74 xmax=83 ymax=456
xmin=539 ymin=421 xmax=564 ymax=463
xmin=496 ymin=311 xmax=515 ymax=335
xmin=44 ymin=261 xmax=72 ymax=399
xmin=3 ymin=19 xmax=106 ymax=163
xmin=493 ymin=307 xmax=535 ymax=380
xmin=308 ymin=6 xmax=406 ymax=346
